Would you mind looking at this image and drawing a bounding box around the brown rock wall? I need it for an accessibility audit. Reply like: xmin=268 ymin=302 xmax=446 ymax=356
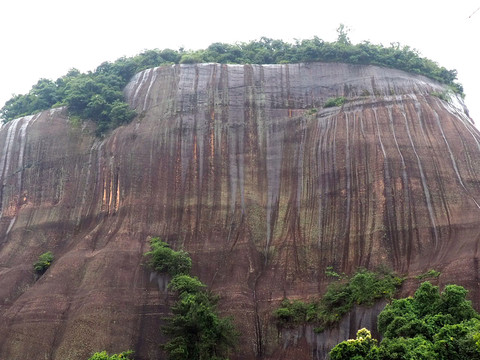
xmin=0 ymin=63 xmax=479 ymax=359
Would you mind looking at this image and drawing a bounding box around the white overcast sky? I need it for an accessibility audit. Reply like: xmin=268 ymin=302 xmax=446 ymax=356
xmin=1 ymin=0 xmax=479 ymax=121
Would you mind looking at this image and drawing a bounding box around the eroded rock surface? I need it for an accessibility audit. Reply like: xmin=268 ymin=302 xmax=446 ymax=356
xmin=0 ymin=63 xmax=479 ymax=359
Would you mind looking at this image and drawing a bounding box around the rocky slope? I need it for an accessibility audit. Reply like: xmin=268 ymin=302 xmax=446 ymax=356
xmin=0 ymin=62 xmax=479 ymax=359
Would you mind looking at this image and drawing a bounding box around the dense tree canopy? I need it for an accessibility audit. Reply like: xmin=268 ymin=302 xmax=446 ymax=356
xmin=329 ymin=282 xmax=480 ymax=360
xmin=1 ymin=27 xmax=463 ymax=135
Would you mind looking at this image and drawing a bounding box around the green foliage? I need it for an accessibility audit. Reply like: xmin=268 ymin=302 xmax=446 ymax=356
xmin=330 ymin=328 xmax=379 ymax=360
xmin=273 ymin=299 xmax=317 ymax=326
xmin=377 ymin=336 xmax=437 ymax=360
xmin=274 ymin=268 xmax=403 ymax=330
xmin=431 ymin=88 xmax=456 ymax=102
xmin=163 ymin=284 xmax=238 ymax=360
xmin=325 ymin=265 xmax=342 ymax=278
xmin=168 ymin=274 xmax=206 ymax=295
xmin=330 ymin=281 xmax=480 ymax=360
xmin=87 ymin=350 xmax=134 ymax=360
xmin=33 ymin=251 xmax=54 ymax=274
xmin=144 ymin=237 xmax=192 ymax=276
xmin=416 ymin=269 xmax=441 ymax=280
xmin=323 ymin=96 xmax=346 ymax=108
xmin=143 ymin=237 xmax=237 ymax=360
xmin=1 ymin=28 xmax=463 ymax=132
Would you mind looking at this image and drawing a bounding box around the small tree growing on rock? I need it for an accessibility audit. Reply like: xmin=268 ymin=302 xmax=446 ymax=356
xmin=144 ymin=237 xmax=238 ymax=360
xmin=33 ymin=251 xmax=54 ymax=275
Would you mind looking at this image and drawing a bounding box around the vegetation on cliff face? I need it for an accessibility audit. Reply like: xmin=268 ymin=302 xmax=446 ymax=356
xmin=274 ymin=268 xmax=403 ymax=332
xmin=144 ymin=237 xmax=237 ymax=360
xmin=87 ymin=350 xmax=134 ymax=360
xmin=33 ymin=251 xmax=54 ymax=275
xmin=144 ymin=237 xmax=192 ymax=277
xmin=1 ymin=25 xmax=463 ymax=135
xmin=329 ymin=282 xmax=480 ymax=360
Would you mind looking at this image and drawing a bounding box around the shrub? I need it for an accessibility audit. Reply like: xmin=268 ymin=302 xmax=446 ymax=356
xmin=144 ymin=237 xmax=192 ymax=276
xmin=273 ymin=299 xmax=317 ymax=326
xmin=323 ymin=96 xmax=346 ymax=108
xmin=431 ymin=90 xmax=451 ymax=102
xmin=33 ymin=251 xmax=54 ymax=275
xmin=87 ymin=350 xmax=134 ymax=360
xmin=415 ymin=269 xmax=441 ymax=280
xmin=273 ymin=268 xmax=403 ymax=331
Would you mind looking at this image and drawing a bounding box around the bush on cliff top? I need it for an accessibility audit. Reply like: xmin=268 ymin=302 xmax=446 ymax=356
xmin=1 ymin=24 xmax=463 ymax=134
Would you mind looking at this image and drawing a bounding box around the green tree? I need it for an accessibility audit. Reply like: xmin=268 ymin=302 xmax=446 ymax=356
xmin=144 ymin=237 xmax=237 ymax=360
xmin=434 ymin=319 xmax=480 ymax=360
xmin=330 ymin=328 xmax=379 ymax=360
xmin=144 ymin=237 xmax=192 ymax=276
xmin=330 ymin=282 xmax=480 ymax=360
xmin=336 ymin=24 xmax=351 ymax=45
xmin=33 ymin=251 xmax=54 ymax=275
xmin=162 ymin=285 xmax=237 ymax=360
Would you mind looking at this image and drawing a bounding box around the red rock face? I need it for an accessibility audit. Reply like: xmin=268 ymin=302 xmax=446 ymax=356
xmin=0 ymin=63 xmax=479 ymax=359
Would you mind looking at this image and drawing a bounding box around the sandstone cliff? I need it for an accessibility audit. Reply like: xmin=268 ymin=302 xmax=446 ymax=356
xmin=0 ymin=63 xmax=479 ymax=359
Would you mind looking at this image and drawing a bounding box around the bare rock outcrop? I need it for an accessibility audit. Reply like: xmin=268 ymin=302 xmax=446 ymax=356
xmin=0 ymin=63 xmax=479 ymax=359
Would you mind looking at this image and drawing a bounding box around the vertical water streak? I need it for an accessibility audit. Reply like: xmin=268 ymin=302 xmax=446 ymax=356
xmin=344 ymin=113 xmax=352 ymax=241
xmin=0 ymin=117 xmax=22 ymax=185
xmin=404 ymin=99 xmax=439 ymax=249
xmin=316 ymin=117 xmax=326 ymax=246
xmin=372 ymin=109 xmax=387 ymax=159
xmin=227 ymin=126 xmax=246 ymax=214
xmin=143 ymin=67 xmax=158 ymax=111
xmin=390 ymin=103 xmax=413 ymax=261
xmin=77 ymin=140 xmax=102 ymax=224
xmin=16 ymin=114 xmax=37 ymax=190
xmin=458 ymin=116 xmax=480 ymax=153
xmin=238 ymin=130 xmax=245 ymax=213
xmin=431 ymin=101 xmax=480 ymax=209
xmin=228 ymin=132 xmax=239 ymax=214
xmin=317 ymin=114 xmax=335 ymax=248
xmin=123 ymin=72 xmax=143 ymax=104
xmin=0 ymin=117 xmax=23 ymax=220
xmin=265 ymin=120 xmax=284 ymax=255
xmin=6 ymin=216 xmax=16 ymax=234
xmin=441 ymin=92 xmax=480 ymax=150
xmin=296 ymin=119 xmax=307 ymax=209
xmin=133 ymin=69 xmax=152 ymax=108
xmin=373 ymin=107 xmax=399 ymax=258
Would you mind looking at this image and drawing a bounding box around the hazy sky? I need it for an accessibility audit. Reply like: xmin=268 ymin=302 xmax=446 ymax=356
xmin=1 ymin=0 xmax=479 ymax=121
